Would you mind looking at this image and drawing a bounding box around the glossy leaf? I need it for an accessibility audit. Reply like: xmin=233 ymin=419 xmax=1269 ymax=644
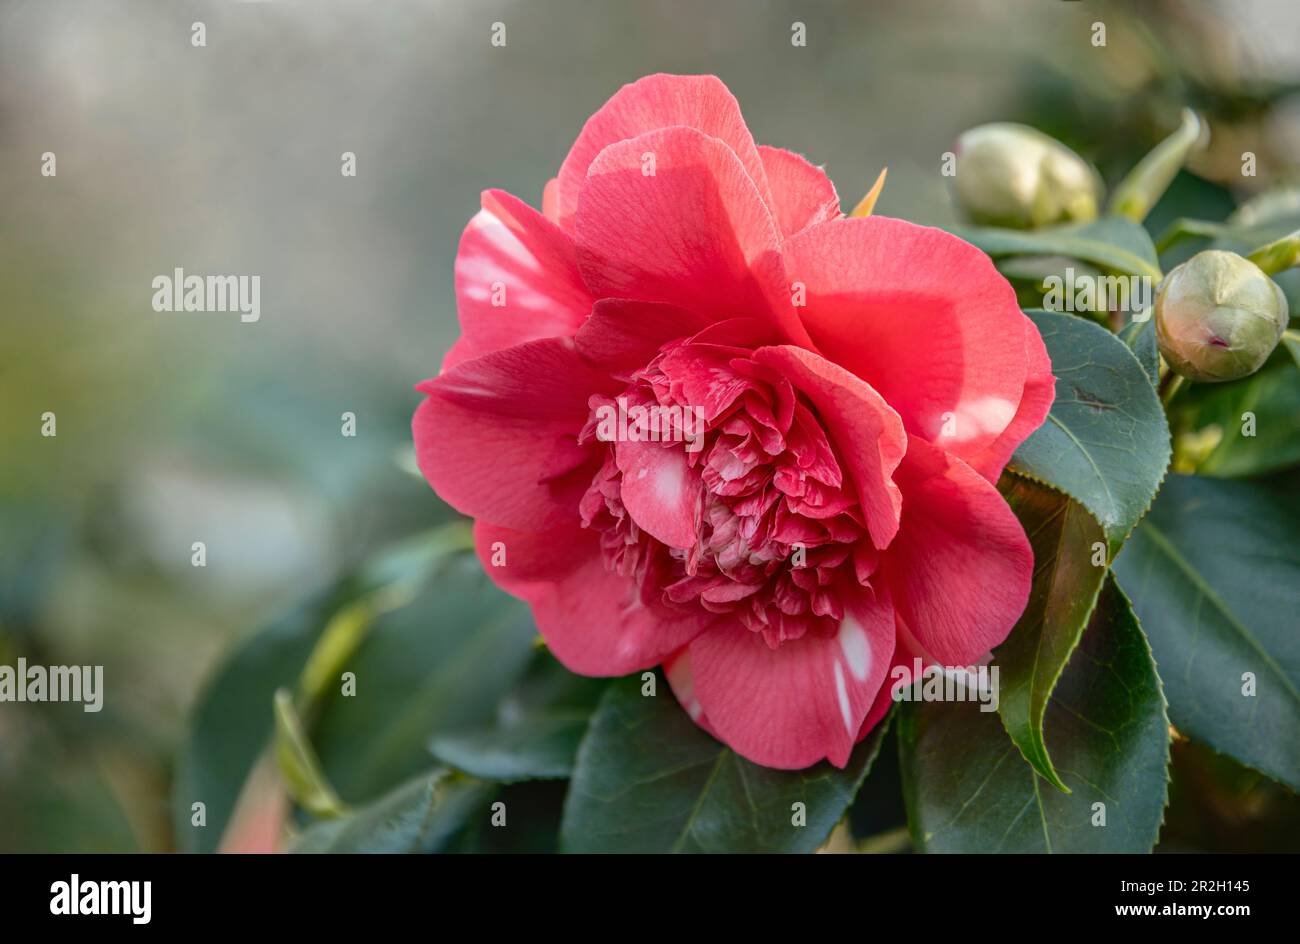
xmin=900 ymin=576 xmax=1170 ymax=853
xmin=1119 ymin=314 xmax=1160 ymax=387
xmin=1113 ymin=473 xmax=1300 ymax=789
xmin=1173 ymin=357 xmax=1300 ymax=478
xmin=310 ymin=554 xmax=538 ymax=803
xmin=429 ymin=652 xmax=606 ymax=782
xmin=1010 ymin=309 xmax=1171 ymax=556
xmin=430 ymin=715 xmax=589 ymax=783
xmin=560 ymin=676 xmax=888 ymax=853
xmin=995 ymin=474 xmax=1108 ymax=791
xmin=172 ymin=528 xmax=482 ymax=851
xmin=172 ymin=585 xmax=346 ymax=853
xmin=291 ymin=769 xmax=492 ymax=853
xmin=950 ymin=218 xmax=1162 ymax=279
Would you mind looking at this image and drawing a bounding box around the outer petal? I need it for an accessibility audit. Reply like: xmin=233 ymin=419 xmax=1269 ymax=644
xmin=757 ymin=145 xmax=841 ymax=238
xmin=542 ymin=177 xmax=561 ymax=224
xmin=685 ymin=585 xmax=895 ymax=769
xmin=575 ymin=126 xmax=811 ymax=346
xmin=882 ymin=437 xmax=1033 ymax=667
xmin=859 ymin=653 xmax=906 ymax=738
xmin=753 ymin=345 xmax=907 ymax=549
xmin=784 ymin=216 xmax=1032 ymax=466
xmin=554 ymin=74 xmax=773 ymax=232
xmin=414 ymin=338 xmax=618 ymax=530
xmin=959 ymin=314 xmax=1055 ymax=481
xmin=664 ymin=647 xmax=715 ymax=734
xmin=574 ymin=298 xmax=712 ymax=372
xmin=446 ymin=189 xmax=594 ymax=371
xmin=475 ymin=521 xmax=712 ymax=676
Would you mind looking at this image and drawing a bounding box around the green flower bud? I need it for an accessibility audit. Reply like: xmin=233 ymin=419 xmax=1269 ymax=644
xmin=1154 ymin=250 xmax=1288 ymax=383
xmin=951 ymin=124 xmax=1103 ymax=229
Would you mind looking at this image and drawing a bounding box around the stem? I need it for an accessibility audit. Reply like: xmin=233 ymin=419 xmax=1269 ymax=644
xmin=1160 ymin=373 xmax=1186 ymax=408
xmin=274 ymin=689 xmax=349 ymax=819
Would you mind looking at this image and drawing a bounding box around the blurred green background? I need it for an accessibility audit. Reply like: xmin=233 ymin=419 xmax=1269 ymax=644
xmin=2 ymin=0 xmax=1299 ymax=852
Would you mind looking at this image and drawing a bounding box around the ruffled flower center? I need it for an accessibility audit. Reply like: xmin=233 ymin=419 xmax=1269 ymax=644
xmin=577 ymin=338 xmax=874 ymax=648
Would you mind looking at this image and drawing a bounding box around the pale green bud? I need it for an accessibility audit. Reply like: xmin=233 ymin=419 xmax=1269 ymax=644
xmin=1154 ymin=250 xmax=1288 ymax=383
xmin=951 ymin=124 xmax=1102 ymax=229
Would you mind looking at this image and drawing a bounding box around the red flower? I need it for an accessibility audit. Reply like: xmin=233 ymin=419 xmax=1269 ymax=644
xmin=414 ymin=75 xmax=1054 ymax=769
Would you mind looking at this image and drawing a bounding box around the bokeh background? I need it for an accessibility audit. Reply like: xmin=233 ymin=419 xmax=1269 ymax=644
xmin=2 ymin=0 xmax=1299 ymax=852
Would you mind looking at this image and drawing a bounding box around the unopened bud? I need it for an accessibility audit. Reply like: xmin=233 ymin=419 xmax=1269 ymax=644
xmin=951 ymin=124 xmax=1102 ymax=229
xmin=1154 ymin=250 xmax=1288 ymax=383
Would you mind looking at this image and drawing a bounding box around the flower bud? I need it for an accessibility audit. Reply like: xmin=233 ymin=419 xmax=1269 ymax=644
xmin=951 ymin=123 xmax=1103 ymax=229
xmin=1154 ymin=250 xmax=1288 ymax=383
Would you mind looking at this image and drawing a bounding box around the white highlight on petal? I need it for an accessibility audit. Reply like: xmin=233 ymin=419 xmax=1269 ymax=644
xmin=467 ymin=208 xmax=543 ymax=275
xmin=655 ymin=455 xmax=684 ymax=501
xmin=833 ymin=662 xmax=853 ymax=737
xmin=937 ymin=396 xmax=1018 ymax=443
xmin=838 ymin=615 xmax=872 ymax=682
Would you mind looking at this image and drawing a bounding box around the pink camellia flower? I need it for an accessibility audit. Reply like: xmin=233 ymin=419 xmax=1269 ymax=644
xmin=414 ymin=74 xmax=1054 ymax=769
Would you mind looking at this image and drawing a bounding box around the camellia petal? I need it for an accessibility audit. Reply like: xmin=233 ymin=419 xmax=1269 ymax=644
xmin=553 ymin=73 xmax=773 ymax=232
xmin=574 ymin=126 xmax=812 ymax=347
xmin=573 ymin=298 xmax=712 ymax=372
xmin=447 ymin=189 xmax=594 ymax=371
xmin=685 ymin=585 xmax=895 ymax=769
xmin=882 ymin=437 xmax=1034 ymax=667
xmin=414 ymin=338 xmax=618 ymax=530
xmin=960 ymin=313 xmax=1056 ymax=481
xmin=475 ymin=521 xmax=713 ymax=676
xmin=614 ymin=439 xmax=700 ymax=550
xmin=751 ymin=345 xmax=906 ymax=548
xmin=757 ymin=145 xmax=841 ymax=238
xmin=785 ymin=215 xmax=1031 ymax=464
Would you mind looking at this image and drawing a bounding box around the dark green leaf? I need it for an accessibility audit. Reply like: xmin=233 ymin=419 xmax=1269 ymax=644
xmin=311 ymin=555 xmax=538 ymax=803
xmin=172 ymin=529 xmax=476 ymax=852
xmin=995 ymin=475 xmax=1108 ymax=791
xmin=1172 ymin=357 xmax=1300 ymax=478
xmin=291 ymin=769 xmax=492 ymax=853
xmin=1113 ymin=473 xmax=1300 ymax=789
xmin=1010 ymin=310 xmax=1171 ymax=556
xmin=996 ymin=255 xmax=1106 ymax=316
xmin=950 ymin=218 xmax=1162 ymax=279
xmin=430 ymin=714 xmax=589 ymax=783
xmin=560 ymin=676 xmax=887 ymax=853
xmin=900 ymin=576 xmax=1169 ymax=853
xmin=428 ymin=652 xmax=606 ymax=782
xmin=1119 ymin=315 xmax=1160 ymax=387
xmin=172 ymin=585 xmax=345 ymax=853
